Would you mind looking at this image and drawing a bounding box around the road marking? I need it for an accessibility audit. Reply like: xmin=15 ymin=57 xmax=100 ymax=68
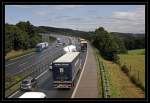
xmin=8 ymin=90 xmax=19 ymax=98
xmin=5 ymin=62 xmax=16 ymax=67
xmin=19 ymin=62 xmax=28 ymax=66
xmin=5 ymin=53 xmax=35 ymax=67
xmin=5 ymin=45 xmax=54 ymax=67
xmin=7 ymin=52 xmax=35 ymax=61
xmin=35 ymin=69 xmax=49 ymax=80
xmin=8 ymin=69 xmax=49 ymax=98
xmin=71 ymin=49 xmax=88 ymax=98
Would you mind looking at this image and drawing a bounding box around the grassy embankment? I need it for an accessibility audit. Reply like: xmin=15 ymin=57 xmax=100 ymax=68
xmin=5 ymin=36 xmax=56 ymax=61
xmin=93 ymin=47 xmax=144 ymax=98
xmin=119 ymin=49 xmax=145 ymax=91
xmin=5 ymin=36 xmax=56 ymax=97
xmin=5 ymin=49 xmax=35 ymax=61
xmin=93 ymin=47 xmax=103 ymax=98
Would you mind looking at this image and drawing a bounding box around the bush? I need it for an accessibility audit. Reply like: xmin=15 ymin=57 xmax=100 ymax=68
xmin=130 ymin=75 xmax=145 ymax=91
xmin=121 ymin=64 xmax=129 ymax=74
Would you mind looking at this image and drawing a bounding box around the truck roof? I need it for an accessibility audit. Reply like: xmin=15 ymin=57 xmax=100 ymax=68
xmin=81 ymin=41 xmax=88 ymax=43
xmin=63 ymin=45 xmax=77 ymax=52
xmin=19 ymin=92 xmax=47 ymax=98
xmin=53 ymin=52 xmax=80 ymax=63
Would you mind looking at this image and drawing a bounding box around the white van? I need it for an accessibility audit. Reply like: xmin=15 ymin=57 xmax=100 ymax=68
xmin=19 ymin=92 xmax=47 ymax=98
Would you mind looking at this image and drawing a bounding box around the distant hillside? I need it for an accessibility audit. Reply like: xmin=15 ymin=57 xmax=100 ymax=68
xmin=110 ymin=32 xmax=145 ymax=39
xmin=36 ymin=26 xmax=88 ymax=37
xmin=110 ymin=32 xmax=145 ymax=50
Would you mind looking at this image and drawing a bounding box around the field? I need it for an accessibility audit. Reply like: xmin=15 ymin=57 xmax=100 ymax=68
xmin=119 ymin=49 xmax=145 ymax=89
xmin=94 ymin=48 xmax=144 ymax=98
xmin=102 ymin=60 xmax=144 ymax=98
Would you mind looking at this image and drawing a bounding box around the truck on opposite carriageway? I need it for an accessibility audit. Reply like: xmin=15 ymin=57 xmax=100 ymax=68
xmin=36 ymin=42 xmax=49 ymax=52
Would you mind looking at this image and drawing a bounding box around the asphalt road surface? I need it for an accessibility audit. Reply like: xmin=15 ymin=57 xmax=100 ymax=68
xmin=9 ymin=47 xmax=87 ymax=98
xmin=5 ymin=34 xmax=71 ymax=77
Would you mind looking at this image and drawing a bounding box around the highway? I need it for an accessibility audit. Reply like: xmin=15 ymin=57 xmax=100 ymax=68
xmin=9 ymin=51 xmax=86 ymax=98
xmin=5 ymin=34 xmax=71 ymax=77
xmin=7 ymin=34 xmax=87 ymax=98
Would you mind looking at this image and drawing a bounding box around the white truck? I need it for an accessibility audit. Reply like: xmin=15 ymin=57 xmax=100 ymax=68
xmin=36 ymin=42 xmax=49 ymax=52
xmin=63 ymin=45 xmax=77 ymax=53
xmin=19 ymin=92 xmax=47 ymax=98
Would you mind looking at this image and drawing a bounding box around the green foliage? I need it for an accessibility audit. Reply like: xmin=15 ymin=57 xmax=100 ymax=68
xmin=121 ymin=64 xmax=129 ymax=74
xmin=5 ymin=21 xmax=42 ymax=54
xmin=112 ymin=34 xmax=127 ymax=54
xmin=92 ymin=27 xmax=120 ymax=61
xmin=111 ymin=32 xmax=145 ymax=50
xmin=130 ymin=75 xmax=145 ymax=91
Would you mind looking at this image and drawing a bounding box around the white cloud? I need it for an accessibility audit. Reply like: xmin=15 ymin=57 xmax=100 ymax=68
xmin=112 ymin=5 xmax=145 ymax=21
xmin=8 ymin=5 xmax=145 ymax=33
xmin=108 ymin=5 xmax=145 ymax=33
xmin=49 ymin=5 xmax=84 ymax=9
xmin=7 ymin=5 xmax=35 ymax=9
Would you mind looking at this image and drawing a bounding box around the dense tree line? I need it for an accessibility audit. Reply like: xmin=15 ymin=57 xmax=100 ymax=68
xmin=34 ymin=25 xmax=145 ymax=62
xmin=5 ymin=21 xmax=144 ymax=62
xmin=91 ymin=27 xmax=123 ymax=62
xmin=111 ymin=32 xmax=145 ymax=50
xmin=5 ymin=21 xmax=42 ymax=54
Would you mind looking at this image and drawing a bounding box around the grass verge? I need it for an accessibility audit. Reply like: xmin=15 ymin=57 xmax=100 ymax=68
xmin=5 ymin=69 xmax=32 ymax=97
xmin=93 ymin=47 xmax=102 ymax=98
xmin=119 ymin=49 xmax=145 ymax=91
xmin=5 ymin=49 xmax=35 ymax=61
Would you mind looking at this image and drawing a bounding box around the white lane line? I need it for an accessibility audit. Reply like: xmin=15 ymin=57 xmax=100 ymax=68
xmin=7 ymin=52 xmax=34 ymax=61
xmin=5 ymin=62 xmax=16 ymax=67
xmin=35 ymin=69 xmax=49 ymax=80
xmin=8 ymin=90 xmax=19 ymax=98
xmin=6 ymin=45 xmax=53 ymax=67
xmin=5 ymin=53 xmax=35 ymax=67
xmin=9 ymin=69 xmax=49 ymax=98
xmin=71 ymin=50 xmax=88 ymax=98
xmin=19 ymin=62 xmax=28 ymax=66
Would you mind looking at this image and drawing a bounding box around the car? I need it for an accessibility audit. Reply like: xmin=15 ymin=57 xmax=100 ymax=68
xmin=20 ymin=76 xmax=37 ymax=91
xmin=19 ymin=92 xmax=47 ymax=98
xmin=56 ymin=44 xmax=60 ymax=47
xmin=56 ymin=42 xmax=63 ymax=47
xmin=57 ymin=42 xmax=63 ymax=45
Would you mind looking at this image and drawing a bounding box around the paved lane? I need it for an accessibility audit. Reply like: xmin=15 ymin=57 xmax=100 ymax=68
xmin=72 ymin=44 xmax=98 ymax=98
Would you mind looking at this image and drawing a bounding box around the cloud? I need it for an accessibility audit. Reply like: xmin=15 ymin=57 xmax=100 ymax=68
xmin=49 ymin=5 xmax=84 ymax=10
xmin=105 ymin=5 xmax=145 ymax=33
xmin=112 ymin=5 xmax=145 ymax=21
xmin=34 ymin=11 xmax=50 ymax=16
xmin=6 ymin=5 xmax=145 ymax=33
xmin=7 ymin=5 xmax=35 ymax=9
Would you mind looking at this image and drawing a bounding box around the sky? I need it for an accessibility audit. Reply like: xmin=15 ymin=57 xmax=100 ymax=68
xmin=5 ymin=5 xmax=145 ymax=33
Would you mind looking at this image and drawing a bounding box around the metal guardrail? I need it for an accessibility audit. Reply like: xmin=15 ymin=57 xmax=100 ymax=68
xmin=5 ymin=50 xmax=64 ymax=98
xmin=96 ymin=54 xmax=110 ymax=98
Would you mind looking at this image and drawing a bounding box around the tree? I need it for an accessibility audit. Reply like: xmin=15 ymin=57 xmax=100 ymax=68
xmin=112 ymin=34 xmax=127 ymax=53
xmin=5 ymin=21 xmax=42 ymax=55
xmin=93 ymin=27 xmax=119 ymax=61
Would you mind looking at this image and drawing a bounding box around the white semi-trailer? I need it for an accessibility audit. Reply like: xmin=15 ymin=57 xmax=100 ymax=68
xmin=36 ymin=42 xmax=49 ymax=52
xmin=63 ymin=45 xmax=77 ymax=53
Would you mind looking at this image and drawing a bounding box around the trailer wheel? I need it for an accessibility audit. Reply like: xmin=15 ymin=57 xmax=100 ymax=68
xmin=72 ymin=81 xmax=75 ymax=87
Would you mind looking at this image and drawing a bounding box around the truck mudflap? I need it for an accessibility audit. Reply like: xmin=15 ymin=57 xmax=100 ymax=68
xmin=53 ymin=81 xmax=74 ymax=88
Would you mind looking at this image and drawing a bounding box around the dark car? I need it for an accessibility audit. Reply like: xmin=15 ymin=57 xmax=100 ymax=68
xmin=20 ymin=76 xmax=37 ymax=91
